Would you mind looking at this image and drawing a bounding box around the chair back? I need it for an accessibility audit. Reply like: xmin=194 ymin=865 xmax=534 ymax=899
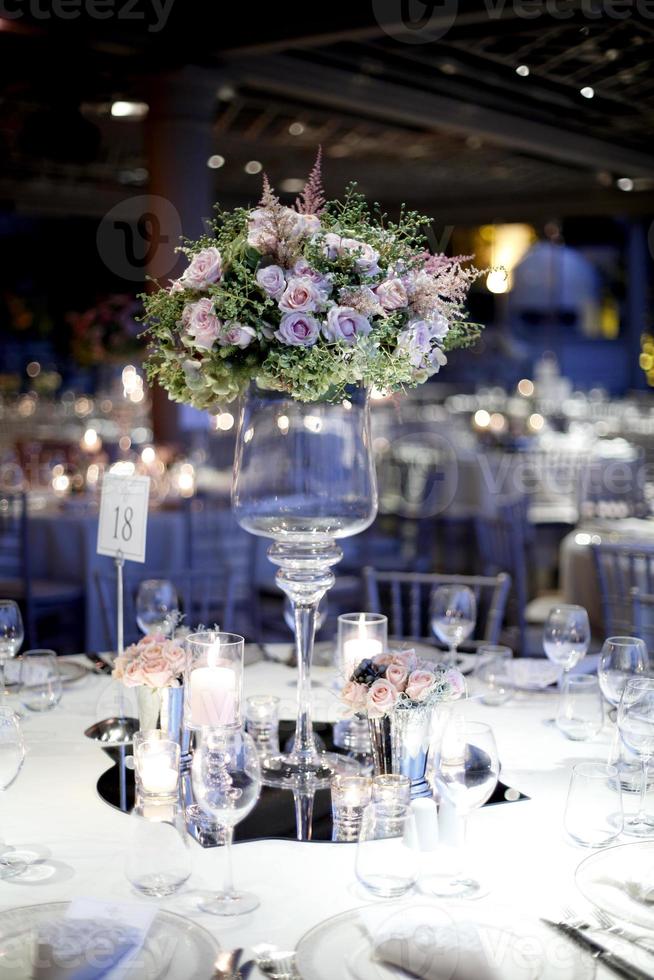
xmin=631 ymin=589 xmax=654 ymax=656
xmin=363 ymin=566 xmax=510 ymax=646
xmin=94 ymin=566 xmax=236 ymax=652
xmin=0 ymin=492 xmax=34 ymax=644
xmin=475 ymin=497 xmax=530 ymax=643
xmin=591 ymin=539 xmax=654 ymax=636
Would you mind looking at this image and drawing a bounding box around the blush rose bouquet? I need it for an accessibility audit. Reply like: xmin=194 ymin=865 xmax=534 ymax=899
xmin=112 ymin=633 xmax=186 ymax=689
xmin=142 ymin=150 xmax=487 ymax=406
xmin=341 ymin=650 xmax=465 ymax=719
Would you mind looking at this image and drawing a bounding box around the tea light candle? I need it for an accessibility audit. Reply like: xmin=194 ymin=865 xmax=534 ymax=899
xmin=140 ymin=754 xmax=178 ymax=795
xmin=331 ymin=774 xmax=372 ymax=843
xmin=190 ymin=664 xmax=236 ymax=727
xmin=343 ymin=614 xmax=383 ymax=676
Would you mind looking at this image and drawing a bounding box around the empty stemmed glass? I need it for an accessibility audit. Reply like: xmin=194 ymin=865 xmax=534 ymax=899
xmin=427 ymin=719 xmax=499 ymax=898
xmin=618 ymin=677 xmax=654 ymax=837
xmin=599 ymin=636 xmax=649 ymax=789
xmin=191 ymin=726 xmax=261 ymax=915
xmin=431 ymin=586 xmax=477 ymax=666
xmin=543 ymin=605 xmax=590 ymax=732
xmin=0 ymin=601 xmax=24 ymax=702
xmin=0 ymin=707 xmax=26 ymax=878
xmin=136 ymin=580 xmax=179 ymax=637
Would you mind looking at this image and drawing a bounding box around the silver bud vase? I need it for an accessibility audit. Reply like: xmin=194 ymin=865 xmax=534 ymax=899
xmin=368 ymin=701 xmax=435 ymax=800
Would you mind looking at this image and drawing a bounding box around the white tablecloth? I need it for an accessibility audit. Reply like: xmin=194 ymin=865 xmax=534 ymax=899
xmin=0 ymin=654 xmax=651 ymax=978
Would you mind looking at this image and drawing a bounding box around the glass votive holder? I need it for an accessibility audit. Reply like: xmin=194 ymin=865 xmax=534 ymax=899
xmin=19 ymin=650 xmax=63 ymax=712
xmin=184 ymin=631 xmax=244 ymax=730
xmin=355 ymin=802 xmax=418 ymax=897
xmin=245 ymin=695 xmax=280 ymax=756
xmin=372 ymin=774 xmax=411 ymax=810
xmin=133 ymin=730 xmax=180 ymax=803
xmin=475 ymin=644 xmax=513 ymax=706
xmin=337 ymin=613 xmax=388 ymax=680
xmin=557 ymin=675 xmax=604 ymax=741
xmin=125 ymin=801 xmax=192 ymax=897
xmin=331 ymin=774 xmax=372 ymax=842
xmin=564 ymin=762 xmax=623 ymax=847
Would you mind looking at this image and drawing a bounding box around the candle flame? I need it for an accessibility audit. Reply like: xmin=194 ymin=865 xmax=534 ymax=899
xmin=208 ymin=637 xmax=221 ymax=669
xmin=358 ymin=613 xmax=366 ymax=641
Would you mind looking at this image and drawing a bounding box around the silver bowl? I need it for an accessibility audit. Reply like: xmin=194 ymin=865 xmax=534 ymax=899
xmin=84 ymin=717 xmax=139 ymax=759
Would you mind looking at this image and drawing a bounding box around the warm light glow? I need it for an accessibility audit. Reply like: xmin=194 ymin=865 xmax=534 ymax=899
xmin=280 ymin=177 xmax=305 ymax=193
xmin=208 ymin=638 xmax=220 ymax=670
xmin=277 ymin=415 xmax=289 ymax=433
xmin=289 ymin=122 xmax=305 ymax=136
xmin=487 ymin=270 xmax=509 ymax=294
xmin=207 ymin=154 xmax=225 ymax=169
xmin=81 ymin=427 xmax=102 ymax=452
xmin=52 ymin=474 xmax=70 ymax=494
xmin=216 ymin=412 xmax=234 ymax=431
xmin=86 ymin=463 xmax=100 ymax=485
xmin=371 ymin=386 xmax=391 ymax=401
xmin=580 ymin=86 xmax=595 ymax=99
xmin=474 ymin=409 xmax=491 ymax=429
xmin=141 ymin=446 xmax=156 ymax=465
xmin=111 ymin=461 xmax=136 ymax=476
xmin=489 ymin=412 xmax=506 ymax=432
xmin=119 ymin=436 xmax=132 ymax=452
xmin=304 ymin=415 xmax=322 ymax=433
xmin=26 ymin=361 xmax=41 ymax=378
xmin=517 ymin=378 xmax=535 ymax=397
xmin=617 ymin=177 xmax=634 ymax=192
xmin=243 ymin=427 xmax=255 ymax=443
xmin=529 ymin=413 xmax=545 ymax=432
xmin=244 ymin=160 xmax=263 ymax=175
xmin=111 ymin=100 xmax=148 ymax=119
xmin=483 ymin=223 xmax=535 ymax=293
xmin=516 ymin=65 xmax=530 ymax=77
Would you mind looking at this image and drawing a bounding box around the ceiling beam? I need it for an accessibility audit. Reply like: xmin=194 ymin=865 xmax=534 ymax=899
xmin=232 ymin=54 xmax=654 ymax=177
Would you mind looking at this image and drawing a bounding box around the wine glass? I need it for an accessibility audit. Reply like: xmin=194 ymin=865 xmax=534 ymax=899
xmin=599 ymin=636 xmax=649 ymax=789
xmin=0 ymin=601 xmax=24 ymax=701
xmin=0 ymin=706 xmax=26 ymax=878
xmin=617 ymin=677 xmax=654 ymax=837
xmin=430 ymin=586 xmax=476 ymax=666
xmin=136 ymin=580 xmax=179 ymax=637
xmin=427 ymin=719 xmax=499 ymax=898
xmin=543 ymin=605 xmax=590 ymax=733
xmin=191 ymin=726 xmax=261 ymax=915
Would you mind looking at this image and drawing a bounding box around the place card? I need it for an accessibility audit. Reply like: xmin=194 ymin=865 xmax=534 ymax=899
xmin=97 ymin=474 xmax=150 ymax=563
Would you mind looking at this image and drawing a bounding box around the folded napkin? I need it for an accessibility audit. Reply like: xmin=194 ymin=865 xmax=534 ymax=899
xmin=358 ymin=906 xmax=513 ymax=980
xmin=32 ymin=919 xmax=141 ymax=980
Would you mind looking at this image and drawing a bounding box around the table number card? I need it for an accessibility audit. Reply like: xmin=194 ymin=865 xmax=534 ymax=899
xmin=97 ymin=473 xmax=150 ymax=563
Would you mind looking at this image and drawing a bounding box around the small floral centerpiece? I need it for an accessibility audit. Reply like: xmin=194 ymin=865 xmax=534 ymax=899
xmin=341 ymin=650 xmax=465 ymax=798
xmin=113 ymin=633 xmax=187 ymax=734
xmin=141 ymin=150 xmax=486 ymax=406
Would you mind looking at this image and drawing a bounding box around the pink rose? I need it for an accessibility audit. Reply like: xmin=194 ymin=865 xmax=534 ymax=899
xmin=247 ymin=208 xmax=277 ymax=254
xmin=406 ymin=669 xmax=436 ymax=702
xmin=374 ymin=278 xmax=407 ymax=311
xmin=386 ymin=663 xmax=408 ymax=691
xmin=373 ymin=654 xmax=394 ymax=667
xmin=180 ymin=247 xmax=222 ymax=290
xmin=341 ymin=680 xmax=369 ymax=715
xmin=445 ymin=668 xmax=466 ymax=699
xmin=185 ymin=298 xmax=222 ymax=351
xmin=340 ymin=238 xmax=380 ymax=277
xmin=278 ymin=276 xmax=322 ymax=313
xmin=292 ymin=259 xmax=332 ymax=296
xmin=256 ymin=265 xmax=286 ymax=298
xmin=219 ymin=322 xmax=256 ymax=349
xmin=391 ymin=649 xmax=418 ymax=671
xmin=367 ymin=678 xmax=399 ymax=719
xmin=123 ymin=658 xmax=146 ymax=688
xmin=274 ymin=312 xmax=320 ymax=347
xmin=322 ymin=306 xmax=371 ymax=345
xmin=322 ymin=232 xmax=343 ymax=260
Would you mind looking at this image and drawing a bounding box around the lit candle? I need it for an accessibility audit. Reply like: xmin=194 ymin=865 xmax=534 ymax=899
xmin=343 ymin=613 xmax=383 ymax=676
xmin=139 ymin=754 xmax=178 ymax=795
xmin=190 ymin=640 xmax=237 ymax=727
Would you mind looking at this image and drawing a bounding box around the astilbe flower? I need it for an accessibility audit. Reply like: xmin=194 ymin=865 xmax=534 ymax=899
xmin=295 ymin=146 xmax=326 ymax=215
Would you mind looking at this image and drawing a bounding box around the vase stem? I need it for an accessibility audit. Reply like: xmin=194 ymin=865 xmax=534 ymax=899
xmin=293 ymin=602 xmax=318 ymax=760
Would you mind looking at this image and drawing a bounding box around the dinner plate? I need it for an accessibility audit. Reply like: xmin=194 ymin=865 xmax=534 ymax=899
xmin=508 ymin=660 xmax=560 ymax=691
xmin=57 ymin=659 xmax=92 ymax=684
xmin=0 ymin=902 xmax=219 ymax=978
xmin=576 ymin=840 xmax=654 ymax=931
xmin=295 ymin=902 xmax=594 ymax=980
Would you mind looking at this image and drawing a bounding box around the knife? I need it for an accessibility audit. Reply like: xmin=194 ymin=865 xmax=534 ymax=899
xmin=542 ymin=918 xmax=653 ymax=980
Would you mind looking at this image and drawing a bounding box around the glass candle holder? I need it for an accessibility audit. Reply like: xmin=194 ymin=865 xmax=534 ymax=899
xmin=337 ymin=613 xmax=388 ymax=680
xmin=185 ymin=631 xmax=244 ymax=730
xmin=372 ymin=774 xmax=411 ymax=809
xmin=564 ymin=762 xmax=623 ymax=847
xmin=331 ymin=774 xmax=372 ymax=842
xmin=557 ymin=675 xmax=604 ymax=741
xmin=133 ymin=730 xmax=180 ymax=803
xmin=245 ymin=695 xmax=280 ymax=756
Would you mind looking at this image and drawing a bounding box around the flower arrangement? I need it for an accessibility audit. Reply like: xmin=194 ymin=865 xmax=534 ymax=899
xmin=341 ymin=650 xmax=465 ymax=719
xmin=112 ymin=633 xmax=186 ymax=689
xmin=67 ymin=294 xmax=142 ymax=367
xmin=142 ymin=150 xmax=486 ymax=406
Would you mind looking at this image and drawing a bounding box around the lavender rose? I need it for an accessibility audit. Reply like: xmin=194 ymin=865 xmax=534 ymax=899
xmin=292 ymin=259 xmax=332 ymax=296
xmin=406 ymin=669 xmax=436 ymax=702
xmin=367 ymin=678 xmax=399 ymax=718
xmin=322 ymin=306 xmax=372 ymax=345
xmin=374 ymin=278 xmax=408 ymax=312
xmin=282 ymin=208 xmax=321 ymax=240
xmin=220 ymin=322 xmax=256 ymax=349
xmin=340 ymin=238 xmax=380 ymax=277
xmin=180 ymin=247 xmax=222 ymax=290
xmin=274 ymin=312 xmax=320 ymax=347
xmin=278 ymin=276 xmax=322 ymax=313
xmin=256 ymin=264 xmax=286 ymax=298
xmin=185 ymin=298 xmax=222 ymax=351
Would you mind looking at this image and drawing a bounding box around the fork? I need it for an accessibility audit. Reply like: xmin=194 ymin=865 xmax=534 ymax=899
xmin=252 ymin=943 xmax=300 ymax=979
xmin=563 ymin=905 xmax=654 ymax=955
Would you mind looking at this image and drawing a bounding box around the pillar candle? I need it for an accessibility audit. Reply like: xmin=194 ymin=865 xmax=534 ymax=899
xmin=190 ymin=665 xmax=236 ymax=727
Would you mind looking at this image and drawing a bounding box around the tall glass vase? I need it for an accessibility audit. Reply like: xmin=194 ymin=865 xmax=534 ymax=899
xmin=232 ymin=383 xmax=377 ymax=791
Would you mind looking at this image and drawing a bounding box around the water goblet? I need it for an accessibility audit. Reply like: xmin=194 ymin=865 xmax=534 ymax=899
xmin=599 ymin=636 xmax=649 ymax=790
xmin=474 ymin=644 xmax=513 ymax=707
xmin=355 ymin=802 xmax=418 ymax=897
xmin=556 ymin=675 xmax=604 ymax=741
xmin=0 ymin=601 xmax=23 ymax=702
xmin=543 ymin=605 xmax=590 ymax=732
xmin=564 ymin=762 xmax=623 ymax=847
xmin=618 ymin=677 xmax=654 ymax=837
xmin=0 ymin=707 xmax=26 ymax=878
xmin=431 ymin=586 xmax=476 ymax=666
xmin=19 ymin=650 xmax=62 ymax=712
xmin=125 ymin=801 xmax=192 ymax=897
xmin=136 ymin=579 xmax=179 ymax=637
xmin=427 ymin=720 xmax=499 ymax=898
xmin=191 ymin=725 xmax=261 ymax=915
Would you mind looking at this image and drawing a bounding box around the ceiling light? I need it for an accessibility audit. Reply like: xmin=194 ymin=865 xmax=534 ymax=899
xmin=244 ymin=160 xmax=262 ymax=175
xmin=580 ymin=86 xmax=595 ymax=99
xmin=280 ymin=178 xmax=305 ymax=193
xmin=110 ymin=100 xmax=148 ymax=120
xmin=487 ymin=270 xmax=509 ymax=294
xmin=288 ymin=122 xmax=305 ymax=136
xmin=516 ymin=65 xmax=530 ymax=77
xmin=207 ymin=154 xmax=225 ymax=169
xmin=617 ymin=177 xmax=634 ymax=192
xmin=217 ymin=85 xmax=236 ymax=101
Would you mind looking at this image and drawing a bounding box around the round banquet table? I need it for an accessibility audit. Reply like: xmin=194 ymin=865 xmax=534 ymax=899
xmin=0 ymin=649 xmax=652 ymax=979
